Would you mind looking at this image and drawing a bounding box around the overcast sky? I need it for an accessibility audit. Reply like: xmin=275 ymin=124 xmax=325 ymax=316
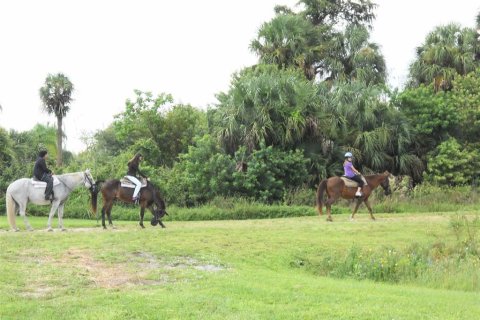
xmin=0 ymin=0 xmax=479 ymax=153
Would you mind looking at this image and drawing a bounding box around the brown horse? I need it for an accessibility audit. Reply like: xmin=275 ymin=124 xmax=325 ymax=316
xmin=316 ymin=171 xmax=391 ymax=221
xmin=93 ymin=179 xmax=168 ymax=229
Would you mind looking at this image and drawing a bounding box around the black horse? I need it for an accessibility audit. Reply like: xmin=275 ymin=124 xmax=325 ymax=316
xmin=93 ymin=179 xmax=167 ymax=229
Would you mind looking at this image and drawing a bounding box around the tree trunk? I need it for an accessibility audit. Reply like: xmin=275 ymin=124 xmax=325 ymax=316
xmin=56 ymin=115 xmax=63 ymax=166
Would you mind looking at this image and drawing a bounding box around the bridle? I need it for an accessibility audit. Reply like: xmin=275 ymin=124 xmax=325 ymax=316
xmin=84 ymin=171 xmax=97 ymax=193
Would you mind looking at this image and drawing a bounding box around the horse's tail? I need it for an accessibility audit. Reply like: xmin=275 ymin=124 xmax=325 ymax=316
xmin=6 ymin=189 xmax=18 ymax=230
xmin=316 ymin=179 xmax=328 ymax=216
xmin=90 ymin=180 xmax=104 ymax=217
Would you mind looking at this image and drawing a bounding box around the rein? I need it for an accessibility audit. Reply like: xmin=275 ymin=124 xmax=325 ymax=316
xmin=57 ymin=171 xmax=95 ymax=193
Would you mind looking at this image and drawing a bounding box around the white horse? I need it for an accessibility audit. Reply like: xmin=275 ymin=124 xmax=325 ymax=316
xmin=5 ymin=170 xmax=96 ymax=231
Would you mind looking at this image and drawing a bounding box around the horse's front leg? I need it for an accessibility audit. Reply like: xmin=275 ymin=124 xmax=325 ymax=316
xmin=101 ymin=206 xmax=107 ymax=229
xmin=350 ymin=198 xmax=363 ymax=220
xmin=139 ymin=207 xmax=145 ymax=228
xmin=158 ymin=220 xmax=166 ymax=228
xmin=364 ymin=198 xmax=375 ymax=220
xmin=47 ymin=201 xmax=60 ymax=231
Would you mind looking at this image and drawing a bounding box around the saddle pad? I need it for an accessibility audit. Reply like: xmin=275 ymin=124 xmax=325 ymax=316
xmin=30 ymin=176 xmax=61 ymax=188
xmin=340 ymin=176 xmax=368 ymax=188
xmin=120 ymin=177 xmax=148 ymax=189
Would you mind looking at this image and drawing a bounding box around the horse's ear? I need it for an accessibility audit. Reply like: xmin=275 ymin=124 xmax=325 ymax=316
xmin=383 ymin=170 xmax=390 ymax=175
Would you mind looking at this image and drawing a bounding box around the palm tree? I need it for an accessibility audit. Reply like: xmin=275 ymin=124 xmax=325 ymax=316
xmin=330 ymin=81 xmax=423 ymax=178
xmin=39 ymin=73 xmax=74 ymax=166
xmin=325 ymin=24 xmax=386 ymax=85
xmin=250 ymin=3 xmax=385 ymax=83
xmin=212 ymin=65 xmax=335 ymax=154
xmin=408 ymin=24 xmax=480 ymax=90
xmin=250 ymin=13 xmax=323 ymax=80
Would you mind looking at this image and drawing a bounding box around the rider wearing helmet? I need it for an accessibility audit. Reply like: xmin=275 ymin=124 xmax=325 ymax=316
xmin=343 ymin=152 xmax=364 ymax=197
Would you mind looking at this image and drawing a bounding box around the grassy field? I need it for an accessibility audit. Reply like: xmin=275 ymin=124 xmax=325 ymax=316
xmin=1 ymin=213 xmax=479 ymax=319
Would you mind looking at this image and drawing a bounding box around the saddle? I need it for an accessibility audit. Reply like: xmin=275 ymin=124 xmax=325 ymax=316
xmin=340 ymin=176 xmax=368 ymax=188
xmin=120 ymin=176 xmax=148 ymax=189
xmin=30 ymin=176 xmax=61 ymax=188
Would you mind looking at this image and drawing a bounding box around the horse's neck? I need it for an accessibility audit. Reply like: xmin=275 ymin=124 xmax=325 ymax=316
xmin=150 ymin=185 xmax=165 ymax=209
xmin=365 ymin=174 xmax=386 ymax=187
xmin=58 ymin=172 xmax=83 ymax=188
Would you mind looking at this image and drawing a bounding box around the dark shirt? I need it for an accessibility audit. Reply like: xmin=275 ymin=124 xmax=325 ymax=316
xmin=33 ymin=157 xmax=52 ymax=180
xmin=127 ymin=161 xmax=146 ymax=178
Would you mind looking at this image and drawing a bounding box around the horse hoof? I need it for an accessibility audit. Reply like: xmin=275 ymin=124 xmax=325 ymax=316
xmin=326 ymin=218 xmax=333 ymax=222
xmin=12 ymin=228 xmax=20 ymax=232
xmin=47 ymin=228 xmax=53 ymax=232
xmin=60 ymin=228 xmax=67 ymax=232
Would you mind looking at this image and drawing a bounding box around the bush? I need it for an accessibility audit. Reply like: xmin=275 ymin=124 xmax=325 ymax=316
xmin=233 ymin=145 xmax=309 ymax=203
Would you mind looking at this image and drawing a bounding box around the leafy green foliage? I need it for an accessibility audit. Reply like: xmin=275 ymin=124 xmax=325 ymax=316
xmin=160 ymin=135 xmax=236 ymax=206
xmin=425 ymin=137 xmax=480 ymax=186
xmin=449 ymin=69 xmax=480 ymax=142
xmin=408 ymin=24 xmax=480 ymax=90
xmin=212 ymin=65 xmax=330 ymax=153
xmin=251 ymin=0 xmax=384 ymax=82
xmin=233 ymin=145 xmax=309 ymax=203
xmin=112 ymin=90 xmax=207 ymax=167
xmin=396 ymin=85 xmax=459 ymax=139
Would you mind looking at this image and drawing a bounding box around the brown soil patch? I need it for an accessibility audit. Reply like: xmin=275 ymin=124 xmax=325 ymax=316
xmin=57 ymin=249 xmax=159 ymax=288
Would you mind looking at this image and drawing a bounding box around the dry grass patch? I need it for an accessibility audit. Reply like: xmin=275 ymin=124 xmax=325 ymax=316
xmin=17 ymin=248 xmax=226 ymax=296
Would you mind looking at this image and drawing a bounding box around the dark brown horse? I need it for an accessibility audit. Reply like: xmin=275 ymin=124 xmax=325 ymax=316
xmin=93 ymin=179 xmax=167 ymax=229
xmin=316 ymin=171 xmax=391 ymax=221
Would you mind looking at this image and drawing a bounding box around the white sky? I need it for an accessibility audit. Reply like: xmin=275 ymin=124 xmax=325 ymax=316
xmin=0 ymin=0 xmax=479 ymax=153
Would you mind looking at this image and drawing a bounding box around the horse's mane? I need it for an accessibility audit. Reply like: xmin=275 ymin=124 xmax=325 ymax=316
xmin=147 ymin=181 xmax=165 ymax=209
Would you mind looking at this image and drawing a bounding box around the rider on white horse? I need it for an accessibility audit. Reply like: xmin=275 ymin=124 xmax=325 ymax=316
xmin=33 ymin=150 xmax=54 ymax=201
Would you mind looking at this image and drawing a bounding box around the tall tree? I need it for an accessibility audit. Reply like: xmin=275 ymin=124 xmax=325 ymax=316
xmin=39 ymin=73 xmax=74 ymax=166
xmin=112 ymin=90 xmax=207 ymax=167
xmin=408 ymin=24 xmax=480 ymax=90
xmin=211 ymin=65 xmax=335 ymax=154
xmin=250 ymin=0 xmax=384 ymax=83
xmin=331 ymin=81 xmax=423 ymax=179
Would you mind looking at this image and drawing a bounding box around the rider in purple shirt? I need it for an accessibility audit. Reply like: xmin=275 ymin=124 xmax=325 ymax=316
xmin=343 ymin=152 xmax=364 ymax=197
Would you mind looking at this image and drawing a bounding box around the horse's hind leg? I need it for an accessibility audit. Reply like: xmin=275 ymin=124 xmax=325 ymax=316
xmin=325 ymin=197 xmax=337 ymax=222
xmin=101 ymin=203 xmax=113 ymax=229
xmin=18 ymin=203 xmax=33 ymax=231
xmin=107 ymin=204 xmax=115 ymax=229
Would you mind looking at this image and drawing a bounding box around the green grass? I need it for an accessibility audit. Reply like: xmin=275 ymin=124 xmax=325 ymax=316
xmin=1 ymin=213 xmax=479 ymax=319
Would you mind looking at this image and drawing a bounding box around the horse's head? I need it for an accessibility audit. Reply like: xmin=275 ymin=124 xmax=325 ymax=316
xmin=149 ymin=184 xmax=167 ymax=226
xmin=150 ymin=208 xmax=168 ymax=226
xmin=381 ymin=171 xmax=392 ymax=196
xmin=83 ymin=169 xmax=96 ymax=191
